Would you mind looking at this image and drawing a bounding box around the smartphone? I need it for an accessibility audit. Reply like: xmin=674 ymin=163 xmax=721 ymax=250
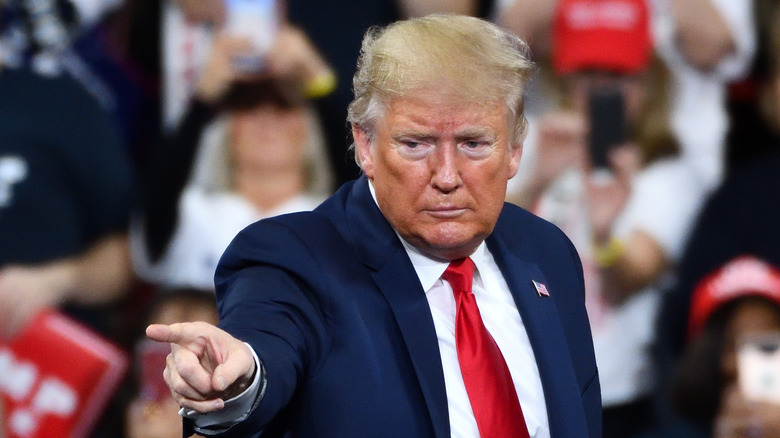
xmin=737 ymin=332 xmax=780 ymax=404
xmin=135 ymin=339 xmax=172 ymax=403
xmin=587 ymin=87 xmax=626 ymax=171
xmin=224 ymin=0 xmax=280 ymax=72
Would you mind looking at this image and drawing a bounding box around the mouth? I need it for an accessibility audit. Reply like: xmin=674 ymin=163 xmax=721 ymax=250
xmin=425 ymin=207 xmax=467 ymax=219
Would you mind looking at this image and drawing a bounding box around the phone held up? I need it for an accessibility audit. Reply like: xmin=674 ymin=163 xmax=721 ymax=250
xmin=587 ymin=86 xmax=626 ymax=177
xmin=224 ymin=0 xmax=280 ymax=73
xmin=738 ymin=332 xmax=780 ymax=404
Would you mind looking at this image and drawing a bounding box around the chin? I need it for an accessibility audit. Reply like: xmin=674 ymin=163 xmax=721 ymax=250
xmin=417 ymin=231 xmax=484 ymax=261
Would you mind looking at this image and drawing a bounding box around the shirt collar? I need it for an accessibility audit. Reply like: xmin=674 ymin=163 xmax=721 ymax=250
xmin=400 ymin=239 xmax=489 ymax=293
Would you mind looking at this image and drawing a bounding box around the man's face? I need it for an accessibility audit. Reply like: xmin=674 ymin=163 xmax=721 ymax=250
xmin=354 ymin=94 xmax=522 ymax=261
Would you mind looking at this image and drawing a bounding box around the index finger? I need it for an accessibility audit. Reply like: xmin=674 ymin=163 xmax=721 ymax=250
xmin=146 ymin=323 xmax=177 ymax=344
xmin=146 ymin=321 xmax=228 ymax=347
xmin=146 ymin=323 xmax=202 ymax=345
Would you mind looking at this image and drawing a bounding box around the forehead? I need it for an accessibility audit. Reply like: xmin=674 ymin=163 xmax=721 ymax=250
xmin=381 ymin=94 xmax=508 ymax=134
xmin=728 ymin=299 xmax=780 ymax=333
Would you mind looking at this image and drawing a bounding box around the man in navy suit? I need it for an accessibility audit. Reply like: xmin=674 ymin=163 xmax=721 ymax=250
xmin=147 ymin=14 xmax=601 ymax=437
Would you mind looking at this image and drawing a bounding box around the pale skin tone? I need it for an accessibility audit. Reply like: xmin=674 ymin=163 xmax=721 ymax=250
xmin=147 ymin=91 xmax=522 ymax=413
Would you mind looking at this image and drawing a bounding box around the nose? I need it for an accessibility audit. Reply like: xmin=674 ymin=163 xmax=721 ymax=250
xmin=430 ymin=144 xmax=461 ymax=193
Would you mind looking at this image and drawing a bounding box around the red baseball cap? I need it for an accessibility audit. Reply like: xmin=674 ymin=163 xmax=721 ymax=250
xmin=552 ymin=0 xmax=652 ymax=74
xmin=688 ymin=256 xmax=780 ymax=339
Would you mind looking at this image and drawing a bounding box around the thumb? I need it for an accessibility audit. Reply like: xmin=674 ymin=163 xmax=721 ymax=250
xmin=211 ymin=344 xmax=256 ymax=394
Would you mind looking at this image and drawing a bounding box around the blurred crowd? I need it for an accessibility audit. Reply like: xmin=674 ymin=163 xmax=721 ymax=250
xmin=1 ymin=0 xmax=779 ymax=436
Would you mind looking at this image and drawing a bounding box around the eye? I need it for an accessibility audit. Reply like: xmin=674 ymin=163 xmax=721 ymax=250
xmin=396 ymin=138 xmax=433 ymax=158
xmin=459 ymin=139 xmax=494 ymax=158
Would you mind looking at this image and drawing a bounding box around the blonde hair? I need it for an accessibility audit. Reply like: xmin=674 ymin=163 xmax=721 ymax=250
xmin=632 ymin=56 xmax=679 ymax=164
xmin=347 ymin=14 xmax=535 ymax=166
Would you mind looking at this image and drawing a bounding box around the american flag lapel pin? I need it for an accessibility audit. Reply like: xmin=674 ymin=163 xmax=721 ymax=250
xmin=532 ymin=280 xmax=550 ymax=297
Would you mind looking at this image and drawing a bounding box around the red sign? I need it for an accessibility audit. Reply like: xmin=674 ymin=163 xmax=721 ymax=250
xmin=0 ymin=310 xmax=128 ymax=437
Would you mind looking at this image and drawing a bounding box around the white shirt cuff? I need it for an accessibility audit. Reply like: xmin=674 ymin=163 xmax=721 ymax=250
xmin=178 ymin=342 xmax=266 ymax=434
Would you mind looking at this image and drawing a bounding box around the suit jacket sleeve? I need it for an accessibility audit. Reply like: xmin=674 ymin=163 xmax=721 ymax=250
xmin=208 ymin=217 xmax=334 ymax=437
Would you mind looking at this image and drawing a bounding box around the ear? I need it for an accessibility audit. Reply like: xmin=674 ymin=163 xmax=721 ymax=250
xmin=507 ymin=142 xmax=523 ymax=180
xmin=352 ymin=123 xmax=375 ymax=179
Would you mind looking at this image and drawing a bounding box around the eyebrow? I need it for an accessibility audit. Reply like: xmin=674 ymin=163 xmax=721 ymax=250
xmin=394 ymin=129 xmax=434 ymax=139
xmin=454 ymin=128 xmax=497 ymax=141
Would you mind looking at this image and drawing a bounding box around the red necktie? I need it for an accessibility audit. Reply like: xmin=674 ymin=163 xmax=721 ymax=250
xmin=443 ymin=257 xmax=530 ymax=438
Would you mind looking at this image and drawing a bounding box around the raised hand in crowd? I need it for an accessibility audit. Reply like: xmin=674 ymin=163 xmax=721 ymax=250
xmin=195 ymin=26 xmax=334 ymax=104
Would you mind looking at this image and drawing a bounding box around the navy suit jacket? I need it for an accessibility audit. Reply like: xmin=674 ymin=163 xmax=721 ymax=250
xmin=207 ymin=176 xmax=601 ymax=437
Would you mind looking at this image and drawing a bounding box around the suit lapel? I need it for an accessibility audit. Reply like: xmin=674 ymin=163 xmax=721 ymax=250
xmin=343 ymin=177 xmax=450 ymax=438
xmin=487 ymin=235 xmax=590 ymax=436
xmin=372 ymin=255 xmax=451 ymax=438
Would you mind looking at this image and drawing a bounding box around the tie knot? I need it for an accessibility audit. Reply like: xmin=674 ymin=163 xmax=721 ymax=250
xmin=443 ymin=257 xmax=476 ymax=296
